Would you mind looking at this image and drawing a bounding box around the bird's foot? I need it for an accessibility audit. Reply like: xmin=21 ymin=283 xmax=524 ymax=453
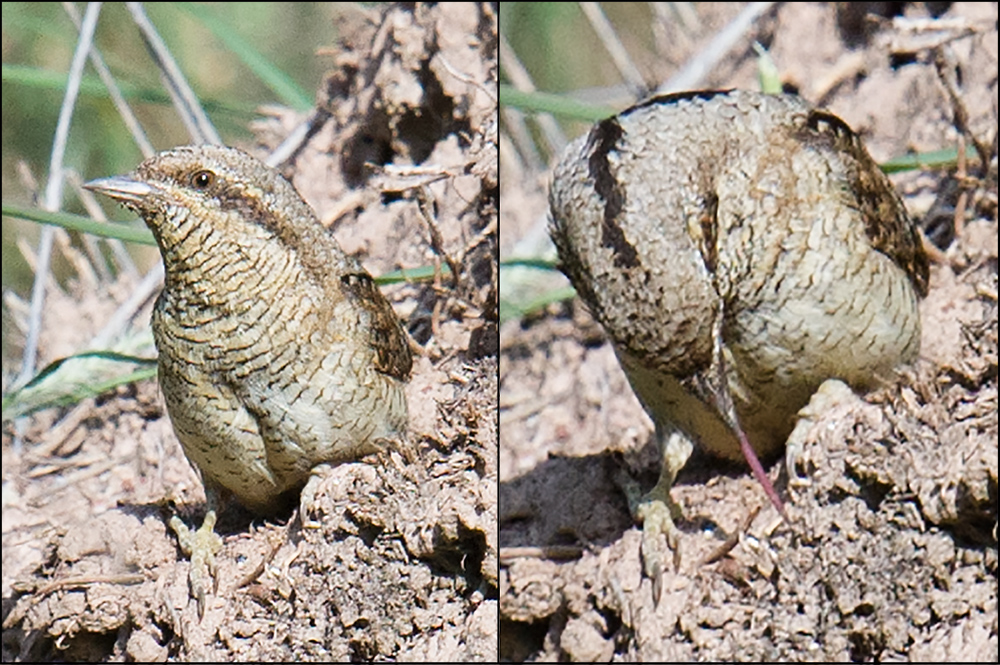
xmin=786 ymin=378 xmax=860 ymax=488
xmin=618 ymin=465 xmax=684 ymax=604
xmin=170 ymin=510 xmax=223 ymax=619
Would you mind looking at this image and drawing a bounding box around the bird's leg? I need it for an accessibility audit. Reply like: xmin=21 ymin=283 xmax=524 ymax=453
xmin=618 ymin=426 xmax=692 ymax=603
xmin=785 ymin=378 xmax=860 ymax=488
xmin=169 ymin=485 xmax=224 ymax=619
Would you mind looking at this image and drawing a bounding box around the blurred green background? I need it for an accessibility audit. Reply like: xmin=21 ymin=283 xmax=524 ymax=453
xmin=1 ymin=1 xmax=355 ymax=303
xmin=500 ymin=2 xmax=658 ymax=94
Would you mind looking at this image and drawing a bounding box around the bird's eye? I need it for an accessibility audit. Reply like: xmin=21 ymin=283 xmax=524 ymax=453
xmin=190 ymin=170 xmax=215 ymax=189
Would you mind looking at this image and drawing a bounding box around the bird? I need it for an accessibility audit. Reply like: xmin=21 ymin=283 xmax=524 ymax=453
xmin=548 ymin=89 xmax=928 ymax=590
xmin=85 ymin=144 xmax=412 ymax=616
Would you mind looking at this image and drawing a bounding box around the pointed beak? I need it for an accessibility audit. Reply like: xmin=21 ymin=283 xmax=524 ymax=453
xmin=84 ymin=175 xmax=157 ymax=205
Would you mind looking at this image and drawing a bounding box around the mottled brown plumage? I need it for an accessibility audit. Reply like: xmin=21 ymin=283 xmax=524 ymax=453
xmin=549 ymin=90 xmax=927 ymax=585
xmin=86 ymin=144 xmax=411 ymax=614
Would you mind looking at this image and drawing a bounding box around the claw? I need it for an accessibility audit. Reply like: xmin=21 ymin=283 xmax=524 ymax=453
xmin=787 ymin=379 xmax=861 ymax=488
xmin=170 ymin=509 xmax=223 ymax=619
xmin=635 ymin=494 xmax=681 ymax=603
xmin=619 ymin=429 xmax=692 ymax=604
